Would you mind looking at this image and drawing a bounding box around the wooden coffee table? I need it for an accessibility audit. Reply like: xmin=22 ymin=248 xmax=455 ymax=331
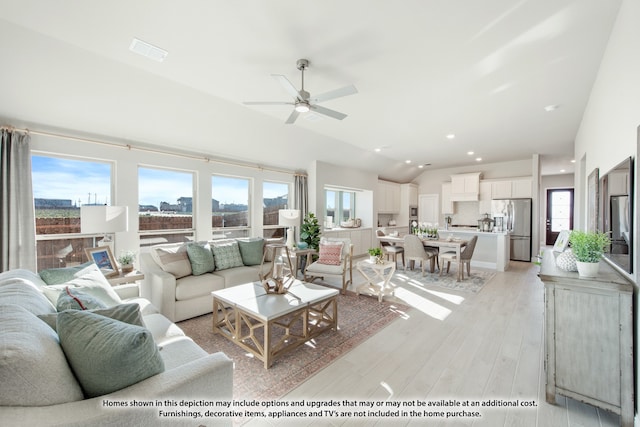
xmin=212 ymin=280 xmax=338 ymax=369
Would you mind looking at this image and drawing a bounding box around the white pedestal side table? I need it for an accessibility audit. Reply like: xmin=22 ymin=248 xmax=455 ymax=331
xmin=356 ymin=259 xmax=396 ymax=302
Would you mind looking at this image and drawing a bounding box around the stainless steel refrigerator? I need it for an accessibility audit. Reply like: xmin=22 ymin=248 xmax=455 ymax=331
xmin=491 ymin=198 xmax=532 ymax=261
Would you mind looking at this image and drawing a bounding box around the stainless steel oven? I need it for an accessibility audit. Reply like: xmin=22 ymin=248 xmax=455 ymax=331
xmin=409 ymin=205 xmax=418 ymax=219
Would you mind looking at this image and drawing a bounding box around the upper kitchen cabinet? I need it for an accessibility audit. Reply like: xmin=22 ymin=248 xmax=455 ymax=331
xmin=377 ymin=180 xmax=401 ymax=213
xmin=492 ymin=178 xmax=532 ymax=199
xmin=478 ymin=181 xmax=492 ymax=214
xmin=450 ymin=173 xmax=481 ymax=201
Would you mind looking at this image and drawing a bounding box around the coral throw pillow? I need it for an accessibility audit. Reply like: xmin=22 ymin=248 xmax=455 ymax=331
xmin=318 ymin=242 xmax=344 ymax=265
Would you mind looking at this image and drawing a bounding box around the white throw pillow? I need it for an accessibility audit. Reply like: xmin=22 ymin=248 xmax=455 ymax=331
xmin=0 ymin=305 xmax=84 ymax=406
xmin=42 ymin=264 xmax=122 ymax=308
xmin=556 ymin=249 xmax=578 ymax=272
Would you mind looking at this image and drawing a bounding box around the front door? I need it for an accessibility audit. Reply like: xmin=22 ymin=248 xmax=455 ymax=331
xmin=546 ymin=188 xmax=574 ymax=245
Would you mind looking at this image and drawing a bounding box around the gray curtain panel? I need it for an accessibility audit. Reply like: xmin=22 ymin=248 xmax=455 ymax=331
xmin=1 ymin=129 xmax=36 ymax=272
xmin=294 ymin=174 xmax=308 ymax=242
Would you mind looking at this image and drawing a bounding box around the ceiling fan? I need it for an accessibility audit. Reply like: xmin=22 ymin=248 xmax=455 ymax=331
xmin=244 ymin=59 xmax=357 ymax=124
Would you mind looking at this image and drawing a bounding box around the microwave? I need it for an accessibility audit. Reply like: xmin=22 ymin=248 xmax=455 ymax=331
xmin=409 ymin=205 xmax=418 ymax=218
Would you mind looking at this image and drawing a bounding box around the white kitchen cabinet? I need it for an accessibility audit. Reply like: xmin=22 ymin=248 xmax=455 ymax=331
xmin=491 ymin=178 xmax=532 ymax=199
xmin=478 ymin=181 xmax=492 ymax=215
xmin=323 ymin=228 xmax=372 ymax=257
xmin=377 ymin=181 xmax=401 ymax=213
xmin=511 ymin=178 xmax=532 ymax=198
xmin=491 ymin=180 xmax=512 ymax=199
xmin=450 ymin=173 xmax=481 ymax=201
xmin=441 ymin=183 xmax=454 ymax=214
xmin=419 ymin=194 xmax=439 ymax=224
xmin=408 ymin=185 xmax=418 ymax=206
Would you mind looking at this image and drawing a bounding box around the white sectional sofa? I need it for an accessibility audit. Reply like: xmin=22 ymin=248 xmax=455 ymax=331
xmin=0 ymin=266 xmax=233 ymax=426
xmin=140 ymin=238 xmax=273 ymax=322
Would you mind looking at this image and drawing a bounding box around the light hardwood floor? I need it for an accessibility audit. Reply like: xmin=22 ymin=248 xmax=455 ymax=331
xmin=246 ymin=261 xmax=622 ymax=427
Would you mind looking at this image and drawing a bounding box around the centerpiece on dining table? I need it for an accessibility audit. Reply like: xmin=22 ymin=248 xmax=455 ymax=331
xmin=412 ymin=222 xmax=439 ymax=239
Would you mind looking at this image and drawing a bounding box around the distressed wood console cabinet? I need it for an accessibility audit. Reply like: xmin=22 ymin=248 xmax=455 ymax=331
xmin=538 ymin=250 xmax=633 ymax=426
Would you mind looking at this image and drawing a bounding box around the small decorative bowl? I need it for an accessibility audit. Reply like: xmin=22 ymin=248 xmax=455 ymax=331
xmin=296 ymin=242 xmax=308 ymax=249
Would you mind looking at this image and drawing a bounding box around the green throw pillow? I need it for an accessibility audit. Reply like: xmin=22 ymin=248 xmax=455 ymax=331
xmin=56 ymin=287 xmax=107 ymax=311
xmin=237 ymin=238 xmax=265 ymax=266
xmin=211 ymin=241 xmax=244 ymax=270
xmin=186 ymin=242 xmax=215 ymax=275
xmin=38 ymin=303 xmax=144 ymax=332
xmin=57 ymin=310 xmax=164 ymax=398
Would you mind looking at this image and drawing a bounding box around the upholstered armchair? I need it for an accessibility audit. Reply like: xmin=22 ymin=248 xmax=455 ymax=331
xmin=304 ymin=237 xmax=353 ymax=294
xmin=403 ymin=234 xmax=438 ymax=276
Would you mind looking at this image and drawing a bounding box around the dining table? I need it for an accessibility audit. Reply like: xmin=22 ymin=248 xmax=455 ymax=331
xmin=377 ymin=234 xmax=469 ymax=281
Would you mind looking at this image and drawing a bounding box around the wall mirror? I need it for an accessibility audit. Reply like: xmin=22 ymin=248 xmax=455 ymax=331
xmin=600 ymin=156 xmax=633 ymax=273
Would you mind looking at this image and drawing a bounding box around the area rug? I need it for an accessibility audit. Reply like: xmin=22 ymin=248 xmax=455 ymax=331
xmin=391 ymin=267 xmax=495 ymax=293
xmin=178 ymin=291 xmax=406 ymax=403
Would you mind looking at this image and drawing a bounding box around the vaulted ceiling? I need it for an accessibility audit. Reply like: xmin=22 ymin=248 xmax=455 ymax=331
xmin=0 ymin=0 xmax=622 ymax=181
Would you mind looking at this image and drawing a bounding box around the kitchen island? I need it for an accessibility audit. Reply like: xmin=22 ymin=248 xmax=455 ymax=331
xmin=438 ymin=228 xmax=510 ymax=272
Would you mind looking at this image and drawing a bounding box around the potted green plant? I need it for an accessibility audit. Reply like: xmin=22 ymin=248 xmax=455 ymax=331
xmin=117 ymin=250 xmax=136 ymax=274
xmin=300 ymin=212 xmax=321 ymax=250
xmin=569 ymin=230 xmax=610 ymax=277
xmin=368 ymin=247 xmax=383 ymax=263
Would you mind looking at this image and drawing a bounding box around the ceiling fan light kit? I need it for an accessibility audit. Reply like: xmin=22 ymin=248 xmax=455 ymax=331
xmin=244 ymin=59 xmax=357 ymax=124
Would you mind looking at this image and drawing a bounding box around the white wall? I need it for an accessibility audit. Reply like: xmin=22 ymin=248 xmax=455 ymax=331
xmin=572 ymin=0 xmax=640 ymax=416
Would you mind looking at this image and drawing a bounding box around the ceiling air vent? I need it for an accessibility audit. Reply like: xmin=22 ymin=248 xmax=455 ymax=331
xmin=129 ymin=38 xmax=168 ymax=62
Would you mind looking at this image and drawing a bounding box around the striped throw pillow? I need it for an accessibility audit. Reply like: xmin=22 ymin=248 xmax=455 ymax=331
xmin=318 ymin=242 xmax=344 ymax=265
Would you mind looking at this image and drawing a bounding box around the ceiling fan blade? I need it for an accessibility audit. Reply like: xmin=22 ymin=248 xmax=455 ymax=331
xmin=272 ymin=74 xmax=301 ymax=100
xmin=310 ymin=85 xmax=358 ymax=103
xmin=285 ymin=109 xmax=300 ymax=124
xmin=310 ymin=105 xmax=348 ymax=120
xmin=243 ymin=101 xmax=294 ymax=105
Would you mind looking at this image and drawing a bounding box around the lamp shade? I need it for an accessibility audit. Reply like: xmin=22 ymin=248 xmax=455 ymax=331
xmin=278 ymin=209 xmax=300 ymax=227
xmin=81 ymin=206 xmax=129 ymax=234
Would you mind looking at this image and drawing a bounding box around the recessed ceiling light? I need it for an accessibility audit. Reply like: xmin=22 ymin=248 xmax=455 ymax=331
xmin=446 ymin=134 xmax=456 ymax=139
xmin=467 ymin=151 xmax=474 ymax=155
xmin=570 ymin=159 xmax=575 ymax=163
xmin=544 ymin=104 xmax=560 ymax=112
xmin=129 ymin=38 xmax=168 ymax=62
xmin=475 ymin=157 xmax=482 ymax=162
xmin=418 ymin=164 xmax=424 ymax=168
xmin=405 ymin=160 xmax=411 ymax=164
xmin=374 ymin=148 xmax=382 ymax=152
xmin=560 ymin=169 xmax=566 ymax=173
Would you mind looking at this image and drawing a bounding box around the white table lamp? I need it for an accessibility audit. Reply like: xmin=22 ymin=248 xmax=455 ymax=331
xmin=279 ymin=209 xmax=300 ymax=249
xmin=81 ymin=206 xmax=129 ymax=249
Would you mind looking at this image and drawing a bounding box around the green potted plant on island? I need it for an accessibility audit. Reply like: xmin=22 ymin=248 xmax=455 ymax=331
xmin=368 ymin=247 xmax=383 ymax=263
xmin=569 ymin=230 xmax=611 ymax=277
xmin=117 ymin=250 xmax=136 ymax=274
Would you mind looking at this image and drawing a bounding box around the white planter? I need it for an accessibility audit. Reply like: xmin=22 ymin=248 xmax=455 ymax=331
xmin=369 ymin=256 xmax=378 ymax=263
xmin=576 ymin=261 xmax=599 ymax=278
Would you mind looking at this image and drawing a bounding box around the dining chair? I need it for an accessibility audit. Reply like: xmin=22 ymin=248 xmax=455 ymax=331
xmin=439 ymin=235 xmax=478 ymax=281
xmin=377 ymin=229 xmax=404 ymax=267
xmin=403 ymin=234 xmax=437 ymax=276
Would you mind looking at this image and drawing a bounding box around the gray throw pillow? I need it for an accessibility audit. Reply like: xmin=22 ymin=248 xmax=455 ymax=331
xmin=186 ymin=242 xmax=215 ymax=275
xmin=237 ymin=238 xmax=265 ymax=266
xmin=56 ymin=287 xmax=107 ymax=311
xmin=211 ymin=241 xmax=244 ymax=270
xmin=38 ymin=303 xmax=144 ymax=332
xmin=57 ymin=310 xmax=164 ymax=398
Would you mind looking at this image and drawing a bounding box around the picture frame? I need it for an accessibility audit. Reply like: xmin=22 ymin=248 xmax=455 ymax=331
xmin=587 ymin=167 xmax=599 ymax=232
xmin=553 ymin=230 xmax=571 ymax=253
xmin=85 ymin=246 xmax=119 ymax=278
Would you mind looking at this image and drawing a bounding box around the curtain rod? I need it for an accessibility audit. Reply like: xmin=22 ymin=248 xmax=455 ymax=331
xmin=0 ymin=125 xmax=306 ymax=177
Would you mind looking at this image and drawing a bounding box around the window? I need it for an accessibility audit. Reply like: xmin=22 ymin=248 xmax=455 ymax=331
xmin=138 ymin=167 xmax=194 ymax=246
xmin=32 ymin=155 xmax=112 ymax=270
xmin=325 ymin=189 xmax=356 ymax=225
xmin=263 ymin=181 xmax=289 ymax=239
xmin=212 ymin=175 xmax=250 ymax=238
